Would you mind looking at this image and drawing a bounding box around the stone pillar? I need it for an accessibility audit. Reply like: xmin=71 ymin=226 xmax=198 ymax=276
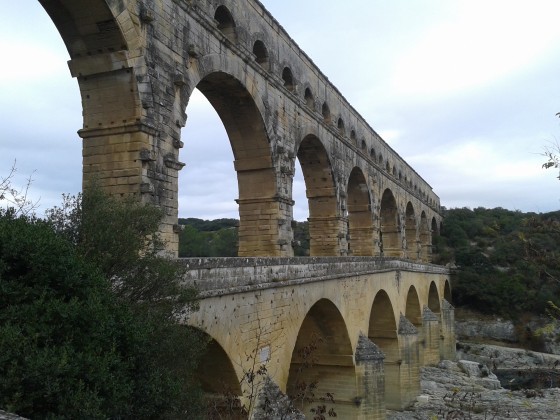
xmin=440 ymin=299 xmax=456 ymax=361
xmin=348 ymin=204 xmax=375 ymax=256
xmin=398 ymin=315 xmax=421 ymax=408
xmin=80 ymin=123 xmax=181 ymax=255
xmin=355 ymin=334 xmax=386 ymax=420
xmin=422 ymin=306 xmax=440 ymax=365
xmin=236 ymin=196 xmax=294 ymax=257
xmin=381 ymin=226 xmax=403 ymax=257
xmin=308 ymin=216 xmax=348 ymax=256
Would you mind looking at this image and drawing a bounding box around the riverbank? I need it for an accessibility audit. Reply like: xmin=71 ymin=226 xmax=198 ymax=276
xmin=388 ymin=343 xmax=560 ymax=419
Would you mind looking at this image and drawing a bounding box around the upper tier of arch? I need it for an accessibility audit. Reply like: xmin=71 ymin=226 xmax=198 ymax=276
xmin=39 ymin=0 xmax=443 ymax=257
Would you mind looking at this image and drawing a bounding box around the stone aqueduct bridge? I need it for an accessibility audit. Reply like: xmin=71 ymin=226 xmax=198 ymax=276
xmin=182 ymin=257 xmax=454 ymax=418
xmin=39 ymin=0 xmax=454 ymax=417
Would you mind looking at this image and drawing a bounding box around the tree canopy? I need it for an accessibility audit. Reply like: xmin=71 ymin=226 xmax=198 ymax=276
xmin=1 ymin=185 xmax=206 ymax=419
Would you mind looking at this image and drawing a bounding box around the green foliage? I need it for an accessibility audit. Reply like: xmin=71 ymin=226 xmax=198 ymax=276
xmin=1 ymin=184 xmax=207 ymax=419
xmin=47 ymin=188 xmax=197 ymax=318
xmin=292 ymin=221 xmax=309 ymax=257
xmin=438 ymin=207 xmax=560 ymax=319
xmin=178 ymin=218 xmax=238 ymax=257
xmin=177 ymin=218 xmax=311 ymax=257
xmin=0 ymin=211 xmax=204 ymax=418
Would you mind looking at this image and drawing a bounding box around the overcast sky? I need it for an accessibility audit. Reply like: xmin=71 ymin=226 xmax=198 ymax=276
xmin=1 ymin=1 xmax=560 ymax=221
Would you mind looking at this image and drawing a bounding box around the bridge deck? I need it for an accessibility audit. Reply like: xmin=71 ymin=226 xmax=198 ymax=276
xmin=180 ymin=257 xmax=449 ymax=297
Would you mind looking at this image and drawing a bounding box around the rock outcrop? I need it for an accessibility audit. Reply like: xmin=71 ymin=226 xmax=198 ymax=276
xmin=387 ymin=344 xmax=560 ymax=420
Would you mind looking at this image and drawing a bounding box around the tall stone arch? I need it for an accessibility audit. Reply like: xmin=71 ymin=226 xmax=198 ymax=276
xmin=286 ymin=298 xmax=358 ymax=418
xmin=346 ymin=167 xmax=374 ymax=256
xmin=419 ymin=211 xmax=430 ymax=262
xmin=405 ymin=286 xmax=422 ymax=328
xmin=404 ymin=202 xmax=417 ymax=260
xmin=188 ymin=70 xmax=281 ymax=256
xmin=379 ymin=189 xmax=401 ymax=257
xmin=368 ymin=290 xmax=400 ymax=408
xmin=296 ymin=135 xmax=342 ymax=256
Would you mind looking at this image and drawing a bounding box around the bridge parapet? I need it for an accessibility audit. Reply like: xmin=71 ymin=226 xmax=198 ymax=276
xmin=180 ymin=256 xmax=449 ymax=296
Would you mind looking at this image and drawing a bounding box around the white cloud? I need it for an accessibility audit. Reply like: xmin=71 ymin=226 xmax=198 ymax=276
xmin=392 ymin=0 xmax=560 ymax=98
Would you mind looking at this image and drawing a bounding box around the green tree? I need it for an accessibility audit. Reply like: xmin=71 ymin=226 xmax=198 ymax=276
xmin=0 ymin=211 xmax=204 ymax=418
xmin=1 ymin=182 xmax=207 ymax=418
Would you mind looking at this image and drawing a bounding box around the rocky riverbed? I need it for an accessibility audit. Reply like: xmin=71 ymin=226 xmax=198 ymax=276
xmin=388 ymin=343 xmax=560 ymax=419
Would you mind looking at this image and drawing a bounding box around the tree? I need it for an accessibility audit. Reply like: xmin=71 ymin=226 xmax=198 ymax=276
xmin=0 ymin=162 xmax=38 ymax=216
xmin=0 ymin=211 xmax=204 ymax=418
xmin=543 ymin=113 xmax=560 ymax=179
xmin=1 ymin=179 xmax=207 ymax=418
xmin=46 ymin=187 xmax=197 ymax=319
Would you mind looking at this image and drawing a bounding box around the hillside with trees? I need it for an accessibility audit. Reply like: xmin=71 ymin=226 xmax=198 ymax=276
xmin=436 ymin=207 xmax=560 ymax=319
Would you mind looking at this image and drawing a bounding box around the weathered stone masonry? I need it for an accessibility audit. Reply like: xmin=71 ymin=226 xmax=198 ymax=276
xmin=37 ymin=1 xmax=453 ymax=417
xmin=182 ymin=257 xmax=453 ymax=417
xmin=40 ymin=0 xmax=442 ymax=258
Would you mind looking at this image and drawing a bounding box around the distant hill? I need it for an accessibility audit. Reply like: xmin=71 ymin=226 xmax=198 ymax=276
xmin=436 ymin=207 xmax=560 ymax=319
xmin=177 ymin=218 xmax=310 ymax=257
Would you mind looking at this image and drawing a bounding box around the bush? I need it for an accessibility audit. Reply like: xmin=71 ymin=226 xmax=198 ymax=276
xmin=1 ymin=185 xmax=207 ymax=418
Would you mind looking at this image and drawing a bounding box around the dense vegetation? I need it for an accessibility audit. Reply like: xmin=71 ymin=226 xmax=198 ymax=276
xmin=436 ymin=207 xmax=560 ymax=319
xmin=1 ymin=185 xmax=206 ymax=419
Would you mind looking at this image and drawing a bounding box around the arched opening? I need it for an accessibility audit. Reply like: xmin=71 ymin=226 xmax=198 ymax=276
xmin=432 ymin=217 xmax=440 ymax=236
xmin=405 ymin=202 xmax=417 ymax=260
xmin=361 ymin=139 xmax=367 ymax=151
xmin=347 ymin=167 xmax=374 ymax=256
xmin=179 ymin=89 xmax=237 ymax=257
xmin=370 ymin=148 xmax=376 ymax=159
xmin=419 ymin=212 xmax=430 ymax=262
xmin=444 ymin=280 xmax=452 ymax=303
xmin=378 ymin=153 xmax=383 ymax=164
xmin=191 ymin=72 xmax=278 ymax=257
xmin=196 ymin=333 xmax=243 ymax=417
xmin=379 ymin=189 xmax=401 ymax=257
xmin=337 ymin=117 xmax=345 ymax=136
xmin=252 ymin=40 xmax=269 ymax=70
xmin=282 ymin=67 xmax=294 ymax=91
xmin=287 ymin=299 xmax=356 ymax=418
xmin=385 ymin=160 xmax=391 ymax=172
xmin=292 ymin=157 xmax=309 ymax=256
xmin=321 ymin=102 xmax=331 ymax=123
xmin=215 ymin=5 xmax=237 ymax=43
xmin=40 ymin=1 xmax=127 ymax=59
xmin=405 ymin=286 xmax=422 ymax=328
xmin=304 ymin=88 xmax=314 ymax=109
xmin=296 ymin=135 xmax=340 ymax=256
xmin=428 ymin=282 xmax=441 ymax=313
xmin=350 ymin=130 xmax=356 ymax=145
xmin=369 ymin=290 xmax=399 ymax=409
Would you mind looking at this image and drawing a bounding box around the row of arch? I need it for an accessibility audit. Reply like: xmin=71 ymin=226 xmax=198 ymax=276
xmin=197 ymin=279 xmax=452 ymax=416
xmin=297 ymin=134 xmax=440 ymax=260
xmin=36 ymin=0 xmax=442 ymax=257
xmin=211 ymin=4 xmax=438 ymax=208
xmin=188 ymin=69 xmax=440 ymax=259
